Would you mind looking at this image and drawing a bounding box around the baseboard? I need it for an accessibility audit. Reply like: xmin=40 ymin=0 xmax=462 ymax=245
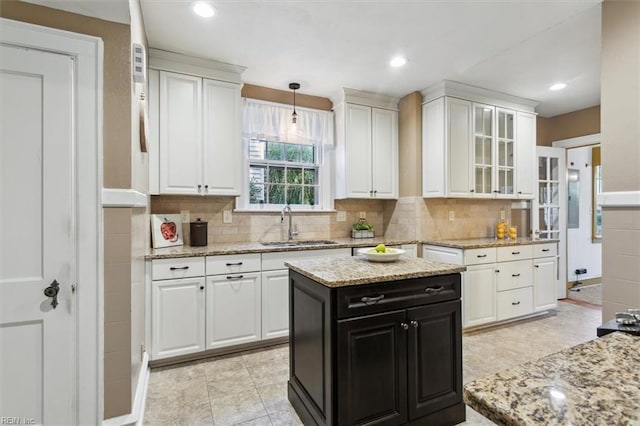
xmin=567 ymin=277 xmax=601 ymax=290
xmin=103 ymin=352 xmax=150 ymax=426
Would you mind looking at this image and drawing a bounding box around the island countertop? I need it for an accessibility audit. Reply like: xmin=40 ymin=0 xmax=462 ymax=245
xmin=464 ymin=331 xmax=640 ymax=425
xmin=285 ymin=256 xmax=465 ymax=288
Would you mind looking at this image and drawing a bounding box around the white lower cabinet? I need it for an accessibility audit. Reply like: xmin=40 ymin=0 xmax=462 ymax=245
xmin=151 ymin=277 xmax=205 ymax=359
xmin=463 ymin=264 xmax=497 ymax=327
xmin=261 ymin=270 xmax=289 ymax=339
xmin=533 ymin=257 xmax=557 ymax=312
xmin=497 ymin=287 xmax=533 ymax=321
xmin=206 ymin=272 xmax=261 ymax=349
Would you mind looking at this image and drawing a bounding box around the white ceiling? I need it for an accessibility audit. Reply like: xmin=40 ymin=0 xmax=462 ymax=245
xmin=23 ymin=0 xmax=603 ymax=117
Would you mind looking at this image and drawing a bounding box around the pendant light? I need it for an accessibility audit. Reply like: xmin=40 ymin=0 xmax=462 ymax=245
xmin=289 ymin=82 xmax=300 ymax=124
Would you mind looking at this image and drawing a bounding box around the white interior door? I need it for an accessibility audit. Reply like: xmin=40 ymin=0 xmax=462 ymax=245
xmin=532 ymin=147 xmax=567 ymax=299
xmin=0 ymin=45 xmax=75 ymax=424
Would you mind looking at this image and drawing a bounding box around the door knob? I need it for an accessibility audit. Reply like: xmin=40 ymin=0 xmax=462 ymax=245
xmin=44 ymin=279 xmax=60 ymax=309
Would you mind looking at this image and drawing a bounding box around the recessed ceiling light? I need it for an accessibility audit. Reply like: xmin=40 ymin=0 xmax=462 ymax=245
xmin=549 ymin=83 xmax=567 ymax=91
xmin=390 ymin=56 xmax=407 ymax=68
xmin=192 ymin=1 xmax=215 ymax=18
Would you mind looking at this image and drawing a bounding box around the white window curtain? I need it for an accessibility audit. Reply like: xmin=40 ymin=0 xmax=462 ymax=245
xmin=242 ymin=98 xmax=334 ymax=146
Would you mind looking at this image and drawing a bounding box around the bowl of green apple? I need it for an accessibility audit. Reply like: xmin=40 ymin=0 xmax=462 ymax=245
xmin=357 ymin=244 xmax=405 ymax=262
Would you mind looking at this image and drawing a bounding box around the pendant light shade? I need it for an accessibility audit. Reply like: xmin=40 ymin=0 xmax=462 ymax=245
xmin=289 ymin=82 xmax=300 ymax=124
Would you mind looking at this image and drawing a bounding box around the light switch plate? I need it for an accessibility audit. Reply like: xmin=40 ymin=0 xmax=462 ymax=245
xmin=336 ymin=211 xmax=346 ymax=222
xmin=223 ymin=210 xmax=232 ymax=224
xmin=180 ymin=210 xmax=190 ymax=223
xmin=448 ymin=211 xmax=455 ymax=221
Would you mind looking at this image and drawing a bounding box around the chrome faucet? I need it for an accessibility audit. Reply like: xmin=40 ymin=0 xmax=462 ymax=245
xmin=281 ymin=205 xmax=298 ymax=241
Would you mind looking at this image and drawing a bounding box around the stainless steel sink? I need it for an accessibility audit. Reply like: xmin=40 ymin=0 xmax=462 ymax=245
xmin=261 ymin=240 xmax=338 ymax=247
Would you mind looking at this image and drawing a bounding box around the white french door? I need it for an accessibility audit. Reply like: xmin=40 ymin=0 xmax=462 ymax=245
xmin=0 ymin=45 xmax=75 ymax=424
xmin=532 ymin=147 xmax=567 ymax=299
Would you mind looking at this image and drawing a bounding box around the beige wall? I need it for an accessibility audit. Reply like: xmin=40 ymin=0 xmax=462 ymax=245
xmin=0 ymin=2 xmax=141 ymax=418
xmin=600 ymin=0 xmax=640 ymax=321
xmin=398 ymin=92 xmax=423 ymax=197
xmin=537 ymin=105 xmax=601 ymax=146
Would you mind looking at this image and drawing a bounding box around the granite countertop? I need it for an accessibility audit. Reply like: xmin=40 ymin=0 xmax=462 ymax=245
xmin=422 ymin=237 xmax=559 ymax=249
xmin=146 ymin=237 xmax=417 ymax=260
xmin=464 ymin=332 xmax=640 ymax=425
xmin=285 ymin=256 xmax=465 ymax=288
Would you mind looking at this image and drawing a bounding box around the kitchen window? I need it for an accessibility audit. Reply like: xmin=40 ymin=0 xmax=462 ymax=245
xmin=238 ymin=99 xmax=334 ymax=211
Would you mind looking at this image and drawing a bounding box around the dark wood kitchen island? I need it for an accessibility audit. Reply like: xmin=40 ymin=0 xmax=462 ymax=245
xmin=285 ymin=256 xmax=467 ymax=426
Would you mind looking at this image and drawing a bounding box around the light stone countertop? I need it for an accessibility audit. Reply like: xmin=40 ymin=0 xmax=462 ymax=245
xmin=422 ymin=237 xmax=559 ymax=249
xmin=285 ymin=256 xmax=465 ymax=288
xmin=464 ymin=331 xmax=640 ymax=425
xmin=146 ymin=237 xmax=417 ymax=260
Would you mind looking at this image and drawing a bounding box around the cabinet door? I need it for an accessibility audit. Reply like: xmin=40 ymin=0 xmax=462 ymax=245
xmin=447 ymin=98 xmax=473 ymax=197
xmin=261 ymin=270 xmax=289 ymax=339
xmin=205 ymin=272 xmax=261 ymax=349
xmin=152 ymin=277 xmax=205 ymax=359
xmin=422 ymin=98 xmax=446 ymax=197
xmin=533 ymin=257 xmax=557 ymax=311
xmin=344 ymin=103 xmax=373 ymax=198
xmin=495 ymin=108 xmax=516 ymax=198
xmin=337 ymin=310 xmax=407 ymax=425
xmin=471 ymin=103 xmax=494 ymax=197
xmin=516 ymin=112 xmax=536 ymax=199
xmin=463 ymin=264 xmax=497 ymax=327
xmin=159 ymin=71 xmax=202 ymax=195
xmin=202 ymin=79 xmax=241 ymax=196
xmin=371 ymin=107 xmax=398 ymax=199
xmin=407 ymin=301 xmax=462 ymax=420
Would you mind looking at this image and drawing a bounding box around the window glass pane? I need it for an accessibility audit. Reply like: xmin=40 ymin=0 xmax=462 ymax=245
xmin=539 ymin=157 xmax=547 ymax=181
xmin=483 ymin=109 xmax=492 ymax=136
xmin=304 ymin=187 xmax=316 ymax=205
xmin=301 ymin=146 xmax=314 ymax=163
xmin=539 ymin=208 xmax=547 ymax=231
xmin=266 ymin=142 xmax=284 ymax=161
xmin=475 ymin=108 xmax=482 ymax=134
xmin=249 ymin=139 xmax=265 ymax=160
xmin=506 ymin=114 xmax=514 ymax=139
xmin=550 ymin=207 xmax=559 ymax=231
xmin=506 ymin=141 xmax=513 ymax=167
xmin=498 ymin=112 xmax=505 ymax=138
xmin=550 ymin=157 xmax=559 ymax=181
xmin=249 ymin=183 xmax=265 ymax=204
xmin=268 ymin=166 xmax=285 ymax=183
xmin=268 ymin=184 xmax=285 ymax=204
xmin=287 ymin=186 xmax=302 ymax=205
xmin=285 ymin=144 xmax=300 ymax=162
xmin=484 ymin=138 xmax=492 ymax=164
xmin=287 ymin=168 xmax=302 ymax=184
xmin=304 ymin=170 xmax=316 ymax=185
xmin=550 ymin=182 xmax=559 ymax=205
xmin=539 ymin=183 xmax=547 ymax=204
xmin=475 ymin=137 xmax=483 ymax=164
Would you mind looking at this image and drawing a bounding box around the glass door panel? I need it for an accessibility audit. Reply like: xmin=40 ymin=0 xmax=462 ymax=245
xmin=473 ymin=105 xmax=494 ymax=195
xmin=496 ymin=109 xmax=515 ymax=195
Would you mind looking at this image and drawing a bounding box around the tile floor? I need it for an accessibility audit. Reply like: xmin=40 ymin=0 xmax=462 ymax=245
xmin=144 ymin=300 xmax=602 ymax=425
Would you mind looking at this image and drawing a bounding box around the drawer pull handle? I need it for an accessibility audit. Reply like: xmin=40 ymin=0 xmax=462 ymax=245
xmin=361 ymin=295 xmax=385 ymax=304
xmin=542 ymin=249 xmax=550 ymax=252
xmin=410 ymin=320 xmax=419 ymax=328
xmin=226 ymin=262 xmax=243 ymax=266
xmin=512 ymin=273 xmax=520 ymax=277
xmin=425 ymin=286 xmax=444 ymax=294
xmin=512 ymin=301 xmax=521 ymax=306
xmin=226 ymin=275 xmax=244 ymax=280
xmin=477 ymin=254 xmax=487 ymax=258
xmin=512 ymin=251 xmax=520 ymax=255
xmin=495 ymin=270 xmax=500 ymax=273
xmin=170 ymin=266 xmax=189 ymax=271
xmin=400 ymin=322 xmax=409 ymax=330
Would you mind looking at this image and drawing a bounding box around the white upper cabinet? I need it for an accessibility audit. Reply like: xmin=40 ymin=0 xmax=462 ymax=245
xmin=335 ymin=88 xmax=399 ymax=199
xmin=148 ymin=49 xmax=245 ymax=196
xmin=422 ymin=81 xmax=538 ymax=199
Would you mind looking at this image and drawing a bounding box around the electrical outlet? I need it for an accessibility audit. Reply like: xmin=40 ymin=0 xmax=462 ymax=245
xmin=500 ymin=209 xmax=505 ymax=221
xmin=359 ymin=211 xmax=366 ymax=219
xmin=180 ymin=210 xmax=190 ymax=223
xmin=448 ymin=210 xmax=455 ymax=221
xmin=223 ymin=210 xmax=232 ymax=224
xmin=336 ymin=211 xmax=346 ymax=222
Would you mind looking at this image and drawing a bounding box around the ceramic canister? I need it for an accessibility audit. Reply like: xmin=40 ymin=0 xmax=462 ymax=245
xmin=189 ymin=218 xmax=208 ymax=246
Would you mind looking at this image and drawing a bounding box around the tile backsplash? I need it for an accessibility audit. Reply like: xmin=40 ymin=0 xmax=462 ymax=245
xmin=150 ymin=195 xmax=512 ymax=247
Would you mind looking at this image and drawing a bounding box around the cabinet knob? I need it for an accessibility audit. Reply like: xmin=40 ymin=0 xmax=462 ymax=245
xmin=493 ymin=190 xmax=499 ymax=193
xmin=410 ymin=320 xmax=419 ymax=328
xmin=495 ymin=269 xmax=500 ymax=273
xmin=535 ymin=265 xmax=540 ymax=268
xmin=197 ymin=184 xmax=202 ymax=192
xmin=518 ymin=191 xmax=522 ymax=194
xmin=470 ymin=189 xmax=475 ymax=193
xmin=400 ymin=322 xmax=409 ymax=330
xmin=373 ymin=190 xmax=377 ymax=195
xmin=204 ymin=185 xmax=209 ymax=192
xmin=200 ymin=286 xmax=204 ymax=290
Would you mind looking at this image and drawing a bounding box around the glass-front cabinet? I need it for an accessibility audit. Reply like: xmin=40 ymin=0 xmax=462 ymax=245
xmin=496 ymin=108 xmax=515 ymax=197
xmin=471 ymin=104 xmax=516 ymax=198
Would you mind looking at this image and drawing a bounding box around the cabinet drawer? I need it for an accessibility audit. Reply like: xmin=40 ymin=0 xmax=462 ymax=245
xmin=336 ymin=274 xmax=461 ymax=319
xmin=496 ymin=245 xmax=533 ymax=262
xmin=463 ymin=248 xmax=496 ymax=265
xmin=206 ymin=253 xmax=261 ymax=275
xmin=423 ymin=245 xmax=463 ymax=265
xmin=533 ymin=243 xmax=557 ymax=258
xmin=262 ymin=248 xmax=350 ymax=271
xmin=496 ymin=260 xmax=533 ymax=291
xmin=152 ymin=257 xmax=205 ymax=280
xmin=497 ymin=287 xmax=533 ymax=321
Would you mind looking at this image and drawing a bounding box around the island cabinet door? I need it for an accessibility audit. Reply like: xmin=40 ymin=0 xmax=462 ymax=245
xmin=337 ymin=310 xmax=408 ymax=426
xmin=406 ymin=300 xmax=463 ymax=420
